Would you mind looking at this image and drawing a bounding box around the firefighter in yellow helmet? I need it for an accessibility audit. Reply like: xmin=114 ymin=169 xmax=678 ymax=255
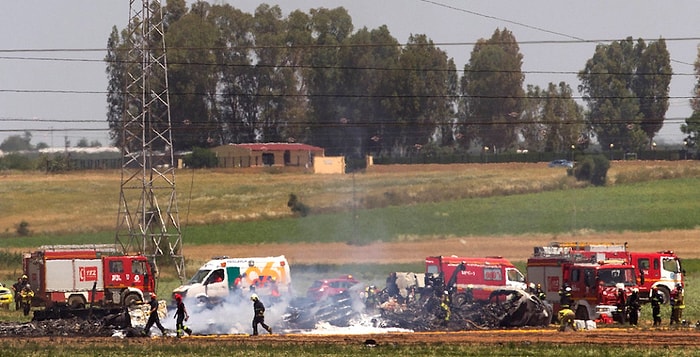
xmin=670 ymin=284 xmax=685 ymax=325
xmin=250 ymin=294 xmax=272 ymax=335
xmin=19 ymin=284 xmax=34 ymax=316
xmin=558 ymin=307 xmax=576 ymax=332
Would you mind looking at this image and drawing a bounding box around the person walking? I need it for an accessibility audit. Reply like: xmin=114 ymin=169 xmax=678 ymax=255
xmin=173 ymin=294 xmax=192 ymax=338
xmin=12 ymin=277 xmax=23 ymax=311
xmin=626 ymin=288 xmax=641 ymax=326
xmin=250 ymin=294 xmax=272 ymax=336
xmin=19 ymin=284 xmax=34 ymax=317
xmin=650 ymin=286 xmax=663 ymax=326
xmin=670 ymin=284 xmax=685 ymax=325
xmin=144 ymin=292 xmax=166 ymax=336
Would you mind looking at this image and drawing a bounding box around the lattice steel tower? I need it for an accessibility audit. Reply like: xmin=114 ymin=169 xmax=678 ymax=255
xmin=115 ymin=0 xmax=185 ymax=282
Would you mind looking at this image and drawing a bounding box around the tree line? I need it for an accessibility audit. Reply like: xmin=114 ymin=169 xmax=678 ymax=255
xmin=105 ymin=1 xmax=681 ymax=158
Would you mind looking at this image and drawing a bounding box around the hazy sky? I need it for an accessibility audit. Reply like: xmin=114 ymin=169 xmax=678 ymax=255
xmin=1 ymin=0 xmax=698 ymax=148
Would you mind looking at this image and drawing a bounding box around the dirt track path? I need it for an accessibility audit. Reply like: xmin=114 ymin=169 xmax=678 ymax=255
xmin=4 ymin=328 xmax=700 ymax=348
xmin=186 ymin=229 xmax=700 ymax=264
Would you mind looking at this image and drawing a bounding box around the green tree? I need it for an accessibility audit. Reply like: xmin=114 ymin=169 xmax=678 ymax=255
xmin=384 ymin=34 xmax=455 ymax=156
xmin=579 ymin=37 xmax=670 ymax=152
xmin=306 ymin=7 xmax=354 ymax=155
xmin=681 ymin=46 xmax=700 ymax=147
xmin=166 ymin=4 xmax=219 ymax=150
xmin=105 ymin=26 xmax=126 ymax=147
xmin=183 ymin=147 xmax=218 ymax=168
xmin=634 ymin=39 xmax=671 ymax=146
xmin=522 ymin=83 xmax=587 ymax=153
xmin=0 ymin=132 xmax=33 ymax=152
xmin=462 ymin=28 xmax=525 ymax=152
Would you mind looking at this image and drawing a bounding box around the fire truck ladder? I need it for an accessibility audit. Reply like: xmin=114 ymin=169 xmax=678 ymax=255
xmin=115 ymin=0 xmax=185 ymax=283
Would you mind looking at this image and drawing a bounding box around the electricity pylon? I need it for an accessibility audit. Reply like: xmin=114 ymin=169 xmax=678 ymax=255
xmin=115 ymin=0 xmax=186 ymax=283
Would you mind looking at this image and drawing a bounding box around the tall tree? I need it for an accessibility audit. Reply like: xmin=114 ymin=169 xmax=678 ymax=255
xmin=681 ymin=46 xmax=700 ymax=147
xmin=579 ymin=37 xmax=669 ymax=152
xmin=634 ymin=39 xmax=672 ymax=146
xmin=105 ymin=26 xmax=126 ymax=146
xmin=461 ymin=28 xmax=525 ymax=152
xmin=166 ymin=5 xmax=219 ymax=149
xmin=383 ymin=34 xmax=455 ymax=157
xmin=522 ymin=82 xmax=586 ymax=153
xmin=305 ymin=7 xmax=354 ymax=155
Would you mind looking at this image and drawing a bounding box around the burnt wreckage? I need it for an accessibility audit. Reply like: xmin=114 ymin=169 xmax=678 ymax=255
xmin=283 ymin=270 xmax=552 ymax=331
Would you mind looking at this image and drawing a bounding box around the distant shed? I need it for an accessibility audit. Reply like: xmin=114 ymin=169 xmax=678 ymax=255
xmin=212 ymin=143 xmax=325 ymax=168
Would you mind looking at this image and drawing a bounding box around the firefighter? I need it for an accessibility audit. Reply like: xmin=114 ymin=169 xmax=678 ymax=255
xmin=19 ymin=284 xmax=33 ymax=317
xmin=144 ymin=292 xmax=166 ymax=336
xmin=364 ymin=285 xmax=378 ymax=310
xmin=12 ymin=277 xmax=23 ymax=311
xmin=438 ymin=291 xmax=451 ymax=325
xmin=536 ymin=283 xmax=546 ymax=301
xmin=269 ymin=277 xmax=280 ymax=304
xmin=173 ymin=294 xmax=192 ymax=338
xmin=616 ymin=287 xmax=627 ymax=324
xmin=250 ymin=294 xmax=272 ymax=335
xmin=558 ymin=307 xmax=576 ymax=332
xmin=670 ymin=284 xmax=685 ymax=325
xmin=559 ymin=284 xmax=573 ymax=310
xmin=626 ymin=288 xmax=641 ymax=326
xmin=650 ymin=286 xmax=663 ymax=326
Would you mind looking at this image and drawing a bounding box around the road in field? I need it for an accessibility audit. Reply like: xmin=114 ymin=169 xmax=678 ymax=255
xmin=186 ymin=229 xmax=700 ymax=264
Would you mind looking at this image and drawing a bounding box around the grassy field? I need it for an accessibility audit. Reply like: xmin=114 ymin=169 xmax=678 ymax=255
xmin=2 ymin=161 xmax=700 ymax=354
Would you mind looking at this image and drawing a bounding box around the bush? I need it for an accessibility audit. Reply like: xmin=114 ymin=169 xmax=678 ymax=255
xmin=183 ymin=147 xmax=218 ymax=168
xmin=16 ymin=221 xmax=30 ymax=236
xmin=573 ymin=155 xmax=610 ymax=186
xmin=287 ymin=193 xmax=309 ymax=217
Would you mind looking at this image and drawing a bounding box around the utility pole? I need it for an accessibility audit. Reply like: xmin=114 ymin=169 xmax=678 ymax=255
xmin=115 ymin=0 xmax=186 ymax=283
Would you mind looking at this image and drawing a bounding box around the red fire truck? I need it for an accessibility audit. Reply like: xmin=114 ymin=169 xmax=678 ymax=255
xmin=425 ymin=256 xmax=527 ymax=303
xmin=23 ymin=245 xmax=156 ymax=308
xmin=527 ymin=246 xmax=640 ymax=321
xmin=534 ymin=242 xmax=684 ymax=303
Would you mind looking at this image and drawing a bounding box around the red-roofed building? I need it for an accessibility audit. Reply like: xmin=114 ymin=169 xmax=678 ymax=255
xmin=211 ymin=143 xmax=325 ymax=168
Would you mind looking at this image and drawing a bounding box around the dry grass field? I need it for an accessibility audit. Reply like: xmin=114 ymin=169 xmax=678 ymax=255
xmin=2 ymin=160 xmax=699 ymax=265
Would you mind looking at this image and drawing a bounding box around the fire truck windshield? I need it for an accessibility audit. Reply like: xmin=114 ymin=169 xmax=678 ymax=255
xmin=597 ymin=268 xmax=636 ymax=286
xmin=662 ymin=258 xmax=681 ymax=274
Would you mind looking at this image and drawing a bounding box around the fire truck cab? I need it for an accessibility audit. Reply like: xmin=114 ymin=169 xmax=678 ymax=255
xmin=536 ymin=242 xmax=684 ymax=304
xmin=425 ymin=256 xmax=526 ymax=304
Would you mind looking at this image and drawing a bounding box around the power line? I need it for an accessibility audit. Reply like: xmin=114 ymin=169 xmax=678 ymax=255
xmin=417 ymin=0 xmax=696 ymax=67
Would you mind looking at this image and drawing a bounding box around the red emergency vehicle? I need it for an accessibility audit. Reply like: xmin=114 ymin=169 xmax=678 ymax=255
xmin=535 ymin=242 xmax=683 ymax=303
xmin=425 ymin=256 xmax=527 ymax=303
xmin=23 ymin=245 xmax=156 ymax=308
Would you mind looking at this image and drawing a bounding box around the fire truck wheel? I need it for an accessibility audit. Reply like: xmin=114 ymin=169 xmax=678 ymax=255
xmin=658 ymin=287 xmax=671 ymax=305
xmin=67 ymin=295 xmax=86 ymax=309
xmin=123 ymin=293 xmax=141 ymax=307
xmin=452 ymin=293 xmax=469 ymax=306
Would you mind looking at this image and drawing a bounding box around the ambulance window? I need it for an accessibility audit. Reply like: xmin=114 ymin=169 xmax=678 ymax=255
xmin=110 ymin=261 xmax=124 ymax=273
xmin=637 ymin=258 xmax=650 ymax=270
xmin=484 ymin=267 xmax=502 ymax=281
xmin=207 ymin=270 xmax=224 ymax=283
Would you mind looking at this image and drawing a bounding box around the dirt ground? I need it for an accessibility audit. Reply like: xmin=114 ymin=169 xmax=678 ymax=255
xmin=3 ymin=328 xmax=700 ymax=348
xmin=185 ymin=229 xmax=700 ymax=264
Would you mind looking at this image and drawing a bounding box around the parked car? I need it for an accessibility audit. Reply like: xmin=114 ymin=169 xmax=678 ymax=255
xmin=548 ymin=159 xmax=573 ymax=168
xmin=0 ymin=285 xmax=14 ymax=309
xmin=306 ymin=275 xmax=360 ymax=301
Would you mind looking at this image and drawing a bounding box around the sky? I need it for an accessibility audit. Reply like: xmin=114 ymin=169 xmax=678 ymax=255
xmin=1 ymin=0 xmax=698 ymax=148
